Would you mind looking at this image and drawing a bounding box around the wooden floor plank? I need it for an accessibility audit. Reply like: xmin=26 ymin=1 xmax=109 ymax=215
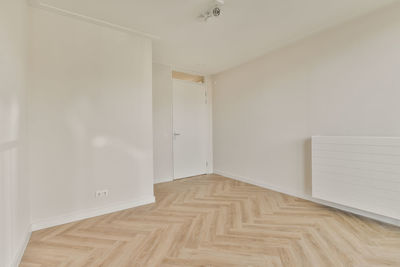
xmin=21 ymin=174 xmax=400 ymax=266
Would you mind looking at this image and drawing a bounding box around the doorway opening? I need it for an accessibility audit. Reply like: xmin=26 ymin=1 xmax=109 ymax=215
xmin=172 ymin=71 xmax=209 ymax=180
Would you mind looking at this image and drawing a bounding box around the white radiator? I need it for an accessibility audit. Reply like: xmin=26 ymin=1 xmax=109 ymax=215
xmin=312 ymin=136 xmax=400 ymax=220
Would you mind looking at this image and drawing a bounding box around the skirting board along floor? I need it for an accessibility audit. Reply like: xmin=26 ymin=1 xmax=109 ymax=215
xmin=214 ymin=169 xmax=400 ymax=227
xmin=31 ymin=195 xmax=155 ymax=231
xmin=154 ymin=177 xmax=173 ymax=184
xmin=21 ymin=174 xmax=400 ymax=266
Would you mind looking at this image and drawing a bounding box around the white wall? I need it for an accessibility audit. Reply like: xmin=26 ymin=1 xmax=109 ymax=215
xmin=152 ymin=63 xmax=174 ymax=183
xmin=28 ymin=7 xmax=154 ymax=229
xmin=213 ymin=3 xmax=400 ymax=199
xmin=205 ymin=77 xmax=214 ymax=174
xmin=0 ymin=0 xmax=31 ymax=266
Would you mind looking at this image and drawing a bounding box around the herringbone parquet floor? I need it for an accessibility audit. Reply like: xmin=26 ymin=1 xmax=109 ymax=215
xmin=20 ymin=175 xmax=400 ymax=267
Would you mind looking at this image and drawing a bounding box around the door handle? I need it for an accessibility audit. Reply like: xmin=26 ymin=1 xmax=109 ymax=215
xmin=174 ymin=132 xmax=181 ymax=136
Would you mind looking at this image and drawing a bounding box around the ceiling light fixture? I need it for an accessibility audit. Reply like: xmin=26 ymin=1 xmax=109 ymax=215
xmin=199 ymin=0 xmax=225 ymax=22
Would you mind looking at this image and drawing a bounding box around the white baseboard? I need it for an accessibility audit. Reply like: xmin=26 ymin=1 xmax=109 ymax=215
xmin=214 ymin=170 xmax=305 ymax=199
xmin=31 ymin=195 xmax=156 ymax=231
xmin=214 ymin=170 xmax=400 ymax=227
xmin=12 ymin=226 xmax=31 ymax=267
xmin=154 ymin=177 xmax=173 ymax=184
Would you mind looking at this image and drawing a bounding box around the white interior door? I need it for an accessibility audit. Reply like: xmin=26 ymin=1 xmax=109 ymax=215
xmin=173 ymin=79 xmax=207 ymax=179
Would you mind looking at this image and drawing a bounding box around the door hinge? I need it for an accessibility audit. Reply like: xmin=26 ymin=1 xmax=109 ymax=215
xmin=205 ymin=90 xmax=207 ymax=104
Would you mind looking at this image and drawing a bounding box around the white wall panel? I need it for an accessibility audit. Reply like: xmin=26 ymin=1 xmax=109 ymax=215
xmin=0 ymin=0 xmax=31 ymax=265
xmin=28 ymin=7 xmax=154 ymax=225
xmin=152 ymin=63 xmax=174 ymax=183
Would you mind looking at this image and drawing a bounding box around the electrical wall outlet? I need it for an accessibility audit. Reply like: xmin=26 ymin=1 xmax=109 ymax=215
xmin=95 ymin=190 xmax=109 ymax=198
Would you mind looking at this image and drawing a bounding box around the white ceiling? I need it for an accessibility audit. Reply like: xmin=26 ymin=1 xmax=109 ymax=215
xmin=37 ymin=0 xmax=395 ymax=75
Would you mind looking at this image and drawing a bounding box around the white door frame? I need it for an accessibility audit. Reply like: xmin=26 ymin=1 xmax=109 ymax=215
xmin=172 ymin=78 xmax=213 ymax=179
